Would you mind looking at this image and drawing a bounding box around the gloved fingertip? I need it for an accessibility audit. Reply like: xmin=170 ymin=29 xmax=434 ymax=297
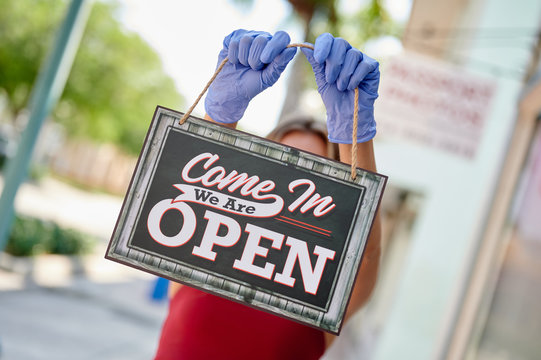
xmin=261 ymin=31 xmax=290 ymax=63
xmin=249 ymin=35 xmax=269 ymax=70
xmin=228 ymin=40 xmax=240 ymax=64
xmin=273 ymin=30 xmax=291 ymax=44
xmin=300 ymin=45 xmax=312 ymax=56
xmin=283 ymin=47 xmax=297 ymax=62
xmin=238 ymin=35 xmax=254 ymax=66
xmin=313 ymin=50 xmax=326 ymax=64
xmin=325 ymin=64 xmax=339 ymax=85
xmin=300 ymin=46 xmax=316 ymax=64
xmin=270 ymin=47 xmax=297 ymax=71
xmin=223 ymin=29 xmax=245 ymax=48
xmin=314 ymin=33 xmax=333 ymax=63
xmin=336 ymin=79 xmax=347 ymax=92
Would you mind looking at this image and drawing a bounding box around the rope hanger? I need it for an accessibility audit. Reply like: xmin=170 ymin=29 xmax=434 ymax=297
xmin=179 ymin=43 xmax=359 ymax=180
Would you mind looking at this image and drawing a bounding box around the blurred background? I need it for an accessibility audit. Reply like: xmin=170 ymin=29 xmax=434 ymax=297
xmin=0 ymin=0 xmax=540 ymax=359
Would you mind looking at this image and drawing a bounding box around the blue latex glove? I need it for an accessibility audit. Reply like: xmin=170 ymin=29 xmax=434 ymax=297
xmin=205 ymin=29 xmax=297 ymax=124
xmin=301 ymin=33 xmax=380 ymax=143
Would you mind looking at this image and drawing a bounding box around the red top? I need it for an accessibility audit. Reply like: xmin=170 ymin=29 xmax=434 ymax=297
xmin=154 ymin=286 xmax=326 ymax=360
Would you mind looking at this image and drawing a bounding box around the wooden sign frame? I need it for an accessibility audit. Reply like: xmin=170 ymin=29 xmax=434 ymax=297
xmin=106 ymin=106 xmax=387 ymax=334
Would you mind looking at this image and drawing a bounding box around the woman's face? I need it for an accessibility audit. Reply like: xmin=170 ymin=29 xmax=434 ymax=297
xmin=279 ymin=130 xmax=328 ymax=158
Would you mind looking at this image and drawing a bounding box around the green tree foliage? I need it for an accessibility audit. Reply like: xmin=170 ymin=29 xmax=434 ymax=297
xmin=230 ymin=0 xmax=398 ymax=45
xmin=0 ymin=0 xmax=183 ymax=155
xmin=0 ymin=0 xmax=65 ymax=113
xmin=336 ymin=0 xmax=401 ymax=47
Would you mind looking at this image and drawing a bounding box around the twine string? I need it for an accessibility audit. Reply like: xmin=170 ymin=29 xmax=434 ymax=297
xmin=351 ymin=87 xmax=359 ymax=180
xmin=179 ymin=57 xmax=229 ymax=126
xmin=179 ymin=42 xmax=359 ymax=180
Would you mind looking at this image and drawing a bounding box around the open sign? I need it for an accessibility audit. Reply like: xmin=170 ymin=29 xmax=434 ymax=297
xmin=106 ymin=106 xmax=387 ymax=334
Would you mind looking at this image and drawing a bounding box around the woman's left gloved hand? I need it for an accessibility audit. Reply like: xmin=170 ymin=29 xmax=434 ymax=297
xmin=205 ymin=29 xmax=297 ymax=124
xmin=301 ymin=33 xmax=380 ymax=143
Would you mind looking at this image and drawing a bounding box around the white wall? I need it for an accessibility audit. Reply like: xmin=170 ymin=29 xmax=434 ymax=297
xmin=372 ymin=0 xmax=541 ymax=358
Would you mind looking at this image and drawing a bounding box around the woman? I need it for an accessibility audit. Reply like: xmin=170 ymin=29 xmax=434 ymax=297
xmin=154 ymin=29 xmax=381 ymax=360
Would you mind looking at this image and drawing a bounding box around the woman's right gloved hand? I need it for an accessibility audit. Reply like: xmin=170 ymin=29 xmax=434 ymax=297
xmin=205 ymin=29 xmax=297 ymax=124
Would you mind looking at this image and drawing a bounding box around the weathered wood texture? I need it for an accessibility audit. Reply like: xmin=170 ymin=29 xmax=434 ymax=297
xmin=106 ymin=106 xmax=387 ymax=334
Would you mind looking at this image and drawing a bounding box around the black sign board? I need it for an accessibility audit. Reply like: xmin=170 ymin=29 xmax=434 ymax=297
xmin=106 ymin=106 xmax=387 ymax=334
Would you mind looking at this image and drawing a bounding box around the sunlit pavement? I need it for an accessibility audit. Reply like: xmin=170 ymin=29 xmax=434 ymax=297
xmin=7 ymin=176 xmax=125 ymax=240
xmin=0 ymin=177 xmax=169 ymax=360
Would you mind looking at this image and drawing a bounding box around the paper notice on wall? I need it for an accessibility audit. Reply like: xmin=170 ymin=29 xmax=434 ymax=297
xmin=375 ymin=52 xmax=496 ymax=159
